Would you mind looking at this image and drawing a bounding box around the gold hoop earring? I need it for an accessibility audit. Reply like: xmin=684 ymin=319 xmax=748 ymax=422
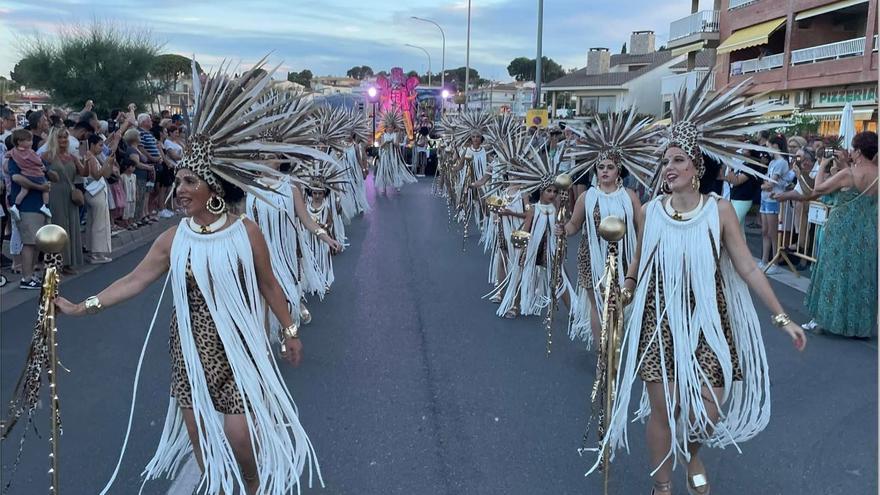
xmin=206 ymin=195 xmax=227 ymax=215
xmin=691 ymin=175 xmax=700 ymax=191
xmin=661 ymin=180 xmax=671 ymax=194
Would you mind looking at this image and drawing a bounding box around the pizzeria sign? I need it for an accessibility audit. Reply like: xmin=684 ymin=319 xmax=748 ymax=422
xmin=814 ymin=86 xmax=877 ymax=107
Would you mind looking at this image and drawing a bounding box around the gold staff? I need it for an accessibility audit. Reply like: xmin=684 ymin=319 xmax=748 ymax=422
xmin=579 ymin=216 xmax=626 ymax=495
xmin=1 ymin=224 xmax=68 ymax=495
xmin=543 ymin=173 xmax=573 ymax=356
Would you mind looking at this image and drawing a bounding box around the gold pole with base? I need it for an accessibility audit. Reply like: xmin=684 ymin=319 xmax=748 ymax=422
xmin=543 ymin=173 xmax=572 ymax=356
xmin=38 ymin=225 xmax=68 ymax=494
xmin=579 ymin=216 xmax=626 ymax=495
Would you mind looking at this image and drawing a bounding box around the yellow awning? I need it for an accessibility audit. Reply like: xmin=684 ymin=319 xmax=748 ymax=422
xmin=671 ymin=41 xmax=706 ymax=57
xmin=795 ymin=0 xmax=868 ymax=20
xmin=716 ymin=17 xmax=786 ymax=55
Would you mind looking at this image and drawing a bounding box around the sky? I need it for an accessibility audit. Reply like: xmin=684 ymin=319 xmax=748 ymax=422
xmin=0 ymin=0 xmax=693 ymax=84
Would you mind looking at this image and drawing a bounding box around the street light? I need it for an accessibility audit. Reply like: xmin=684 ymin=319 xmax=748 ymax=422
xmin=367 ymin=86 xmax=379 ymax=147
xmin=404 ymin=43 xmax=432 ymax=86
xmin=411 ymin=16 xmax=445 ymax=90
xmin=464 ymin=0 xmax=472 ymax=105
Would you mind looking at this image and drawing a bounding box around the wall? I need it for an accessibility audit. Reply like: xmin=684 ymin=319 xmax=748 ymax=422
xmin=621 ymin=56 xmax=686 ymax=116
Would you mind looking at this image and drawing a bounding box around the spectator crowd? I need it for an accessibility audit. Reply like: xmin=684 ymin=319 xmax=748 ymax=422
xmin=0 ymin=102 xmax=187 ymax=289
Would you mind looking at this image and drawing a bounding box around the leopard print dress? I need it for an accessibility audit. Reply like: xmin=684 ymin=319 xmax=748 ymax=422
xmin=637 ymin=245 xmax=744 ymax=387
xmin=576 ymin=204 xmax=602 ymax=291
xmin=169 ymin=265 xmax=246 ymax=415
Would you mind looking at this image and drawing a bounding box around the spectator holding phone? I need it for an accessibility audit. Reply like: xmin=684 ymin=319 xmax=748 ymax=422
xmin=758 ymin=135 xmax=792 ymax=274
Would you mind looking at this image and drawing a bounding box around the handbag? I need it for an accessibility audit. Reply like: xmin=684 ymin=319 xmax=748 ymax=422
xmin=85 ymin=178 xmax=106 ymax=197
xmin=61 ymin=162 xmax=85 ymax=206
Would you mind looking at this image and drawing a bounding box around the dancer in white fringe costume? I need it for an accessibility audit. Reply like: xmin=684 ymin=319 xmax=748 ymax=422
xmin=342 ymin=132 xmax=370 ymax=214
xmin=560 ymin=157 xmax=640 ymax=348
xmin=493 ymin=184 xmax=572 ymax=319
xmin=246 ymin=171 xmax=341 ymax=332
xmin=454 ymin=131 xmax=490 ymax=230
xmin=55 ymin=60 xmax=334 ymax=495
xmin=305 ymin=184 xmax=338 ymax=291
xmin=586 ymin=78 xmax=807 ymax=495
xmin=374 ymin=114 xmax=417 ymax=194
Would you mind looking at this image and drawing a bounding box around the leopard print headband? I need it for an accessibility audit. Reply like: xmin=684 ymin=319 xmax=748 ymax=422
xmin=667 ymin=121 xmax=700 ymax=163
xmin=176 ymin=134 xmax=226 ymax=196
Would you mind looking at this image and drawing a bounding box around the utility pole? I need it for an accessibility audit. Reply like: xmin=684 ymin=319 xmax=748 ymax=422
xmin=464 ymin=0 xmax=472 ymax=106
xmin=534 ymin=0 xmax=544 ymax=109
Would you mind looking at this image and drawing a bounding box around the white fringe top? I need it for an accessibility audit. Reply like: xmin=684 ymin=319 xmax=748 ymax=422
xmin=588 ymin=194 xmax=770 ymax=475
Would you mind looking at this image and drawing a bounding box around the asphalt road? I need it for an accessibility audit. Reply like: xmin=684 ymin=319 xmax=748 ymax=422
xmin=1 ymin=178 xmax=876 ymax=495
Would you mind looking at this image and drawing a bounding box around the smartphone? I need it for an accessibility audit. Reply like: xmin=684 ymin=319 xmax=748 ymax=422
xmin=824 ymin=148 xmax=834 ymax=159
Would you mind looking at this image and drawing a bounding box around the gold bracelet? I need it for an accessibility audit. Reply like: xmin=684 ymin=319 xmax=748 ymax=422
xmin=620 ymin=288 xmax=634 ymax=306
xmin=314 ymin=228 xmax=328 ymax=237
xmin=281 ymin=324 xmax=299 ymax=340
xmin=771 ymin=313 xmax=791 ymax=328
xmin=84 ymin=296 xmax=103 ymax=314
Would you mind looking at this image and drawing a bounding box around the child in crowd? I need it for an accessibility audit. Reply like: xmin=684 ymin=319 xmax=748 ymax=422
xmin=121 ymin=161 xmax=137 ymax=229
xmin=7 ymin=129 xmax=52 ymax=220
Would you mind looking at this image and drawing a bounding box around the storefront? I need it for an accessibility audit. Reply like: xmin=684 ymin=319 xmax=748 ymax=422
xmin=805 ymin=84 xmax=878 ymax=135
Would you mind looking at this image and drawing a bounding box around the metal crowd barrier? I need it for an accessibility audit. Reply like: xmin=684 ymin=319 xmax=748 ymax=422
xmin=766 ymin=198 xmax=830 ymax=276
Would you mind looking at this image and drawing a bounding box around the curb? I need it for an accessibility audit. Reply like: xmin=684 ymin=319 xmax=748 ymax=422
xmin=0 ymin=217 xmax=179 ymax=311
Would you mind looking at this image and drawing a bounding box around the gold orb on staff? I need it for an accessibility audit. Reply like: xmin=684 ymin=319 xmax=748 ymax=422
xmin=35 ymin=224 xmax=69 ymax=254
xmin=598 ymin=216 xmax=626 ymax=242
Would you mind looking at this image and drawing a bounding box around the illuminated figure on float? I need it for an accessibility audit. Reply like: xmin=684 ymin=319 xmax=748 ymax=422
xmin=375 ymin=67 xmax=420 ymax=141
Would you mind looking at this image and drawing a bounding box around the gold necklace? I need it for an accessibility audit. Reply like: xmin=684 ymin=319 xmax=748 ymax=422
xmin=663 ymin=195 xmax=704 ymax=221
xmin=188 ymin=213 xmax=228 ymax=234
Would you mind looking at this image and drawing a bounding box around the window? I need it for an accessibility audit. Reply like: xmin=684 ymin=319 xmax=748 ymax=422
xmin=578 ymin=96 xmax=616 ymax=115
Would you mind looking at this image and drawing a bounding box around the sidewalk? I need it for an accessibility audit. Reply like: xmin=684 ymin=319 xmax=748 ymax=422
xmin=0 ymin=217 xmax=179 ymax=310
xmin=742 ymin=215 xmax=811 ymax=294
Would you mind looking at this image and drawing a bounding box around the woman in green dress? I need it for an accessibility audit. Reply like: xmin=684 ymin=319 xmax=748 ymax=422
xmin=44 ymin=125 xmax=85 ymax=272
xmin=800 ymin=131 xmax=877 ymax=338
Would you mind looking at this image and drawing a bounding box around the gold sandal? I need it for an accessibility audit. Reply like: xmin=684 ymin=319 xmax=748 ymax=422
xmin=687 ymin=472 xmax=710 ymax=495
xmin=651 ymin=480 xmax=672 ymax=494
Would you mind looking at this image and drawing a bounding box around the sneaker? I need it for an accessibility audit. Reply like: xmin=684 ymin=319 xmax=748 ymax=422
xmin=8 ymin=205 xmax=21 ymax=222
xmin=764 ymin=265 xmax=780 ymax=275
xmin=801 ymin=319 xmax=818 ymax=331
xmin=19 ymin=277 xmax=40 ymax=290
xmin=39 ymin=204 xmax=52 ymax=218
xmin=88 ymin=255 xmax=112 ymax=264
xmin=159 ymin=209 xmax=175 ymax=218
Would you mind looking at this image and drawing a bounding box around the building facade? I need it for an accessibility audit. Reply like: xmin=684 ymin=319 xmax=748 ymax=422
xmin=713 ymin=0 xmax=876 ymax=134
xmin=466 ymin=82 xmax=535 ymax=115
xmin=543 ymin=31 xmax=686 ymax=120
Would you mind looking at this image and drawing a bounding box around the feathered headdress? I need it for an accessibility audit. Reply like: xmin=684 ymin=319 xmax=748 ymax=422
xmin=298 ymin=161 xmax=350 ymax=194
xmin=179 ymin=57 xmax=335 ymax=198
xmin=507 ymin=144 xmax=584 ymax=196
xmin=311 ymin=105 xmax=351 ymax=152
xmin=343 ymin=107 xmax=371 ymax=144
xmin=569 ymin=106 xmax=662 ymax=188
xmin=380 ymin=109 xmax=406 ymax=133
xmin=449 ymin=110 xmax=493 ymax=148
xmin=661 ymin=75 xmax=788 ymax=179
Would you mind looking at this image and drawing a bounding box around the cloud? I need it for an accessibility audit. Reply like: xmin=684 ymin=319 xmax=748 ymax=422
xmin=0 ymin=0 xmax=693 ymax=83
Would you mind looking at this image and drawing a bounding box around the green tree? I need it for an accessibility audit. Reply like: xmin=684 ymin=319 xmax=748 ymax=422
xmin=287 ymin=69 xmax=313 ymax=88
xmin=506 ymin=56 xmax=565 ymax=83
xmin=346 ymin=65 xmax=374 ymax=80
xmin=151 ymin=54 xmax=202 ymax=89
xmin=14 ymin=21 xmax=164 ymax=115
xmin=441 ymin=66 xmax=482 ymax=92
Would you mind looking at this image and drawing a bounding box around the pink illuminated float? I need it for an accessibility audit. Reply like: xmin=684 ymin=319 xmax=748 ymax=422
xmin=375 ymin=67 xmax=420 ymax=140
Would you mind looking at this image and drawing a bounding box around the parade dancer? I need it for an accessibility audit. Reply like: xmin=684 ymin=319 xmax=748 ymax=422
xmin=586 ymin=78 xmax=806 ymax=495
xmin=374 ymin=109 xmax=417 ymax=194
xmin=302 ymin=163 xmax=349 ymax=292
xmin=341 ymin=108 xmax=371 ymax=215
xmin=559 ymin=109 xmax=659 ymax=348
xmin=493 ymin=147 xmax=575 ymax=319
xmin=55 ymin=60 xmax=331 ymax=495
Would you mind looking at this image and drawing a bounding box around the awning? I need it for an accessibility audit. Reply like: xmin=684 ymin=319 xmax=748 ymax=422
xmin=802 ymin=107 xmax=876 ymax=121
xmin=671 ymin=41 xmax=706 ymax=57
xmin=716 ymin=17 xmax=786 ymax=54
xmin=795 ymin=0 xmax=868 ymax=20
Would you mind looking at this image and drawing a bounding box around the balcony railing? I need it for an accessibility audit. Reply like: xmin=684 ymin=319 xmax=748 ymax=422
xmin=791 ymin=37 xmax=866 ymax=65
xmin=728 ymin=0 xmax=758 ymax=9
xmin=661 ymin=70 xmax=716 ymax=95
xmin=730 ymin=53 xmax=784 ymax=75
xmin=669 ymin=10 xmax=720 ymax=41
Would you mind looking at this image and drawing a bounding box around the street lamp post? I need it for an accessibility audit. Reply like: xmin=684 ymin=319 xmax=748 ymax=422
xmin=534 ymin=0 xmax=544 ymax=109
xmin=405 ymin=43 xmax=432 ymax=86
xmin=465 ymin=0 xmax=472 ymax=106
xmin=411 ymin=16 xmax=445 ymax=90
xmin=367 ymin=86 xmax=378 ymax=147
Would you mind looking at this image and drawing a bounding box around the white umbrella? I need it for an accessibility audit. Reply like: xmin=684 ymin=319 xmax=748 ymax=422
xmin=838 ymin=101 xmax=856 ymax=150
